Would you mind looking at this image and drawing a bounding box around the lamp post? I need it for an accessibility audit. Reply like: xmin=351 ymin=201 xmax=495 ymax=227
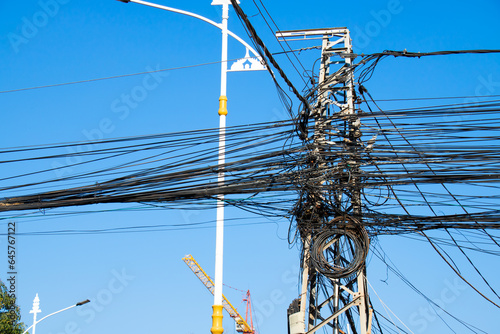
xmin=117 ymin=1 xmax=265 ymax=333
xmin=22 ymin=294 xmax=90 ymax=334
xmin=212 ymin=2 xmax=229 ymax=333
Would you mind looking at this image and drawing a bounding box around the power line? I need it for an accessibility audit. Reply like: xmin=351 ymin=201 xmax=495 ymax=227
xmin=230 ymin=0 xmax=312 ymax=139
xmin=370 ymin=94 xmax=500 ymax=102
xmin=0 ymin=58 xmax=244 ymax=95
xmin=251 ymin=0 xmax=311 ymax=86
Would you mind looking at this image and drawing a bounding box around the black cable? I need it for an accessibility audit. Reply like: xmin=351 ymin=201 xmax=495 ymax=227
xmin=229 ymin=0 xmax=312 ymax=139
xmin=0 ymin=58 xmax=244 ymax=94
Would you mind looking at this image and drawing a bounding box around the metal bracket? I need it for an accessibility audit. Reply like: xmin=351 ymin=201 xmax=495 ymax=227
xmin=228 ymin=48 xmax=266 ymax=72
xmin=211 ymin=0 xmax=240 ymax=5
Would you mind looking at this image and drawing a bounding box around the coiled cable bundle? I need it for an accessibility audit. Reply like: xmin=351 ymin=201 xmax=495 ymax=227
xmin=310 ymin=216 xmax=370 ymax=279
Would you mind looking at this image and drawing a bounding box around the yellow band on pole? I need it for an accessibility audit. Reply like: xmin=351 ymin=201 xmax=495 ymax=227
xmin=218 ymin=96 xmax=228 ymax=116
xmin=211 ymin=305 xmax=224 ymax=334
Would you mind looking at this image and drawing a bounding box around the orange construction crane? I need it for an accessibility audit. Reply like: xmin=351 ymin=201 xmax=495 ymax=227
xmin=182 ymin=254 xmax=256 ymax=334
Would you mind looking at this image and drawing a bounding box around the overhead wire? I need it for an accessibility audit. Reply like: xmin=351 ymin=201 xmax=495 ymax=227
xmin=230 ymin=0 xmax=312 ymax=139
xmin=361 ymin=87 xmax=500 ymax=303
xmin=250 ymin=0 xmax=311 ymax=86
xmin=0 ymin=57 xmax=251 ymax=95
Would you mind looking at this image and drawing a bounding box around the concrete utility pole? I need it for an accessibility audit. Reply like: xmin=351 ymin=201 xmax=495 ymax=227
xmin=277 ymin=28 xmax=372 ymax=334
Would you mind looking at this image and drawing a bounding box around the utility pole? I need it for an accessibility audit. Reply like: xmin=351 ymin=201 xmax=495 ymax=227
xmin=277 ymin=28 xmax=372 ymax=334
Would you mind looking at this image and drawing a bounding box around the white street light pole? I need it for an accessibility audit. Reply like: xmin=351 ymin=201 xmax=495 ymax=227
xmin=116 ymin=1 xmax=265 ymax=333
xmin=213 ymin=2 xmax=229 ymax=333
xmin=23 ymin=294 xmax=90 ymax=334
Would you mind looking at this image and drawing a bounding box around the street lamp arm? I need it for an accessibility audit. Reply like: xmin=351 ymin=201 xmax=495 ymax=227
xmin=22 ymin=300 xmax=90 ymax=334
xmin=118 ymin=0 xmax=263 ymax=61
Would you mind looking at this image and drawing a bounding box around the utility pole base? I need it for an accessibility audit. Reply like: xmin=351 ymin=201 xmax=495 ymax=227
xmin=211 ymin=305 xmax=224 ymax=334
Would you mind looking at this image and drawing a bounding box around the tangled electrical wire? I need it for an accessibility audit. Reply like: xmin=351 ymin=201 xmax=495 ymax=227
xmin=2 ymin=100 xmax=500 ymax=232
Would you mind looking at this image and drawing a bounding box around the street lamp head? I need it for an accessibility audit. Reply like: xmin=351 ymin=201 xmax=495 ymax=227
xmin=116 ymin=0 xmax=131 ymax=3
xmin=29 ymin=293 xmax=41 ymax=314
xmin=76 ymin=299 xmax=91 ymax=306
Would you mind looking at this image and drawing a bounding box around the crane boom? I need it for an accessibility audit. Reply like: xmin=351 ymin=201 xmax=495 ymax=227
xmin=182 ymin=254 xmax=255 ymax=334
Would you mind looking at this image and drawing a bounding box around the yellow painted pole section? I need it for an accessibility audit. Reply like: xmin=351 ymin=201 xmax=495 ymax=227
xmin=218 ymin=96 xmax=228 ymax=115
xmin=212 ymin=95 xmax=227 ymax=334
xmin=211 ymin=305 xmax=224 ymax=334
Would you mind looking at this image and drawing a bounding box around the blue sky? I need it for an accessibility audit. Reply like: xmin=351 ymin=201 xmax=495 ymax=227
xmin=1 ymin=0 xmax=500 ymax=333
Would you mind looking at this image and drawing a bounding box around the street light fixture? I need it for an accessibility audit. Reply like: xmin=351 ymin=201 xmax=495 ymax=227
xmin=22 ymin=294 xmax=90 ymax=334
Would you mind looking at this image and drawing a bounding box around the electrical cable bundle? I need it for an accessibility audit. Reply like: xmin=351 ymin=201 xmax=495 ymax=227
xmin=0 ymin=120 xmax=303 ymax=216
xmin=3 ymin=98 xmax=500 ymax=234
xmin=309 ymin=216 xmax=370 ymax=279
